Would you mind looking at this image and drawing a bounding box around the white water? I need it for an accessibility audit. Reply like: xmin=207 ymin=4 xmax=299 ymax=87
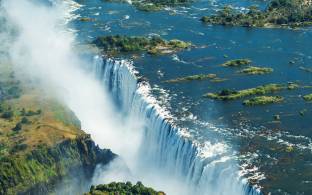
xmin=1 ymin=0 xmax=260 ymax=194
xmin=89 ymin=58 xmax=261 ymax=195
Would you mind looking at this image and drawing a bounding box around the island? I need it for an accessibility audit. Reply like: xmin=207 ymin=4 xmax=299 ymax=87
xmin=104 ymin=0 xmax=192 ymax=12
xmin=85 ymin=182 xmax=166 ymax=195
xmin=203 ymin=83 xmax=285 ymax=100
xmin=93 ymin=35 xmax=192 ymax=56
xmin=238 ymin=66 xmax=273 ymax=75
xmin=220 ymin=59 xmax=252 ymax=67
xmin=201 ymin=0 xmax=312 ymax=28
xmin=164 ymin=73 xmax=217 ymax=83
xmin=243 ymin=96 xmax=284 ymax=106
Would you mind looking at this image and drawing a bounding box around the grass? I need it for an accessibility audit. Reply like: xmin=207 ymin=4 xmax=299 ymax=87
xmin=0 ymin=63 xmax=115 ymax=194
xmin=204 ymin=83 xmax=285 ymax=100
xmin=0 ymin=63 xmax=84 ymax=156
xmin=243 ymin=96 xmax=284 ymax=106
xmin=239 ymin=66 xmax=273 ymax=75
xmin=164 ymin=74 xmax=217 ymax=83
xmin=220 ymin=59 xmax=252 ymax=67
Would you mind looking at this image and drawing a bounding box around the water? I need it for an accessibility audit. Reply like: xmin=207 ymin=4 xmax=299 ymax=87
xmin=1 ymin=0 xmax=311 ymax=194
xmin=70 ymin=0 xmax=312 ymax=194
xmin=90 ymin=58 xmax=257 ymax=195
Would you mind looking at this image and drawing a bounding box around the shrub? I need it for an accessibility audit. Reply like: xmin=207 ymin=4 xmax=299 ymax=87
xmin=7 ymin=86 xmax=21 ymax=99
xmin=1 ymin=111 xmax=13 ymax=119
xmin=10 ymin=143 xmax=28 ymax=153
xmin=21 ymin=117 xmax=30 ymax=124
xmin=12 ymin=122 xmax=22 ymax=131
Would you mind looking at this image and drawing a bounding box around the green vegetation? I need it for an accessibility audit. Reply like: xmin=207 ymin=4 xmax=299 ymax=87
xmin=211 ymin=77 xmax=228 ymax=83
xmin=204 ymin=84 xmax=284 ymax=100
xmin=85 ymin=182 xmax=165 ymax=195
xmin=221 ymin=59 xmax=252 ymax=67
xmin=79 ymin=17 xmax=94 ymax=22
xmin=164 ymin=74 xmax=217 ymax=83
xmin=1 ymin=110 xmax=13 ymax=119
xmin=93 ymin=35 xmax=191 ymax=56
xmin=243 ymin=96 xmax=284 ymax=106
xmin=299 ymin=109 xmax=307 ymax=116
xmin=12 ymin=122 xmax=22 ymax=131
xmin=201 ymin=0 xmax=312 ymax=28
xmin=104 ymin=0 xmax=192 ymax=12
xmin=287 ymin=82 xmax=299 ymax=90
xmin=0 ymin=83 xmax=22 ymax=100
xmin=0 ymin=135 xmax=115 ymax=194
xmin=0 ymin=63 xmax=115 ymax=194
xmin=303 ymin=93 xmax=312 ymax=101
xmin=239 ymin=66 xmax=273 ymax=75
xmin=20 ymin=117 xmax=30 ymax=124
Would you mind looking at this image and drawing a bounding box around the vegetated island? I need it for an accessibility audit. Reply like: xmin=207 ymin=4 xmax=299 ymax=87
xmin=220 ymin=59 xmax=273 ymax=75
xmin=0 ymin=64 xmax=116 ymax=194
xmin=204 ymin=83 xmax=285 ymax=100
xmin=303 ymin=93 xmax=312 ymax=101
xmin=203 ymin=83 xmax=299 ymax=105
xmin=164 ymin=73 xmax=217 ymax=83
xmin=201 ymin=0 xmax=312 ymax=28
xmin=85 ymin=182 xmax=165 ymax=195
xmin=243 ymin=96 xmax=284 ymax=106
xmin=220 ymin=59 xmax=252 ymax=67
xmin=164 ymin=74 xmax=228 ymax=83
xmin=93 ymin=35 xmax=192 ymax=56
xmin=104 ymin=0 xmax=192 ymax=12
xmin=238 ymin=66 xmax=273 ymax=75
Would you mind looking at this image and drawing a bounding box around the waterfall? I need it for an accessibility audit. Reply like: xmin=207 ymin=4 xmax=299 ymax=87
xmin=90 ymin=57 xmax=262 ymax=195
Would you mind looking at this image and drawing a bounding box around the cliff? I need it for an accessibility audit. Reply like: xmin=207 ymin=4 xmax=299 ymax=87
xmin=0 ymin=135 xmax=116 ymax=195
xmin=0 ymin=63 xmax=116 ymax=194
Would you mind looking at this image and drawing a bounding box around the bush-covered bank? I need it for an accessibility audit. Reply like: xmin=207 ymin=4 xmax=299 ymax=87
xmin=201 ymin=0 xmax=312 ymax=28
xmin=0 ymin=134 xmax=116 ymax=195
xmin=85 ymin=181 xmax=165 ymax=195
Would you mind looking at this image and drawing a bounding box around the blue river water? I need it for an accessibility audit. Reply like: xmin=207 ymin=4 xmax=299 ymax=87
xmin=71 ymin=0 xmax=312 ymax=194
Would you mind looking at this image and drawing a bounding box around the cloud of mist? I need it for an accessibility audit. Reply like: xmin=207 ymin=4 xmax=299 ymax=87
xmin=1 ymin=0 xmax=144 ymax=161
xmin=1 ymin=1 xmax=184 ymax=193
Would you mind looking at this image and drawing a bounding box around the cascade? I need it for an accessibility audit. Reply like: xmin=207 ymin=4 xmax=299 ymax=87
xmin=90 ymin=57 xmax=262 ymax=195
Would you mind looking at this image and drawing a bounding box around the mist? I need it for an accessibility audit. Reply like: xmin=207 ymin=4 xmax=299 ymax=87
xmin=0 ymin=0 xmax=192 ymax=194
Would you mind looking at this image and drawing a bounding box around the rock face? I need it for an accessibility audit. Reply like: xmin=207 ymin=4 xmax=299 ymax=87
xmin=0 ymin=134 xmax=116 ymax=195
